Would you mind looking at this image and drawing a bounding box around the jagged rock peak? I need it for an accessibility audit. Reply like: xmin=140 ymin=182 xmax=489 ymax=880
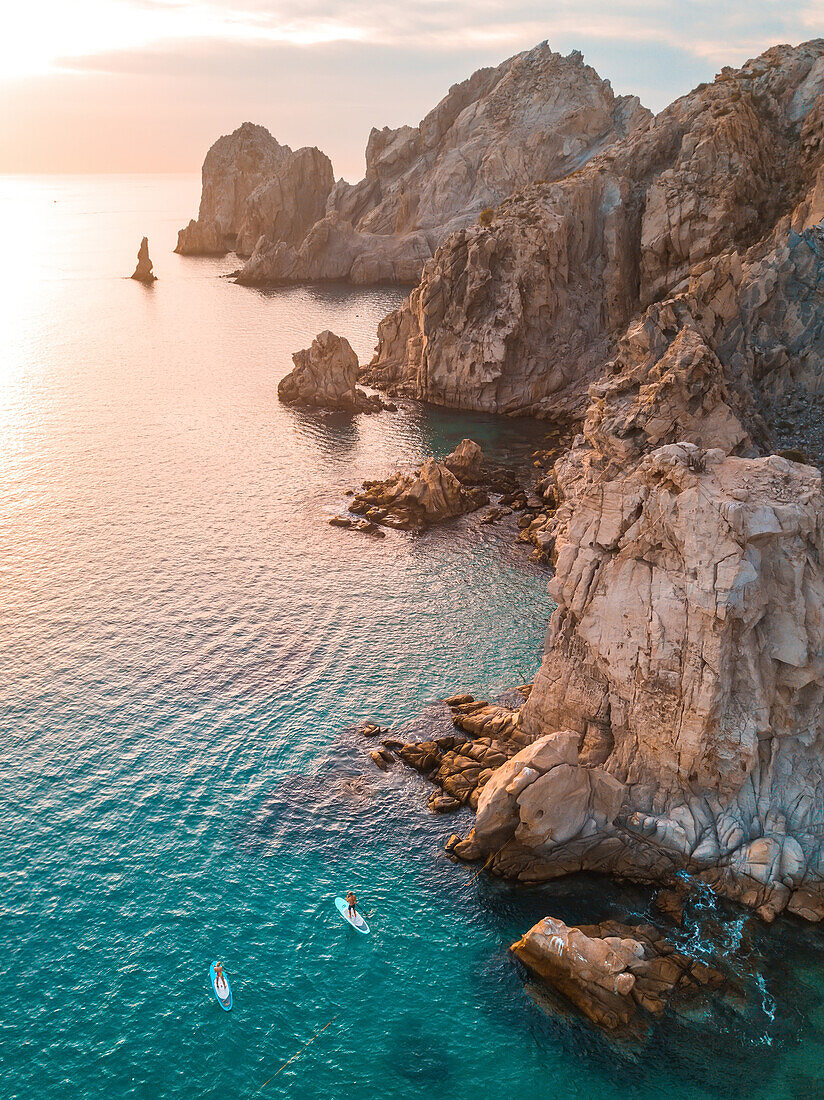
xmin=364 ymin=37 xmax=824 ymax=418
xmin=183 ymin=42 xmax=651 ymax=286
xmin=130 ymin=237 xmax=156 ymax=283
xmin=176 ymin=123 xmax=334 ymax=257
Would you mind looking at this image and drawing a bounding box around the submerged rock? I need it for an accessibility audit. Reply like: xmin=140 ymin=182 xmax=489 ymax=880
xmin=278 ymin=330 xmax=385 ymax=413
xmin=130 ymin=237 xmax=156 ymax=283
xmin=511 ymin=915 xmax=725 ymax=1034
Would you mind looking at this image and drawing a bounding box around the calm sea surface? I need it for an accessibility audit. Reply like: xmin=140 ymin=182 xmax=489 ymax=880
xmin=2 ymin=175 xmax=824 ymax=1100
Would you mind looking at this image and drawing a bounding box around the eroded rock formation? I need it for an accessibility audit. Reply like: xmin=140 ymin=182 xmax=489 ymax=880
xmin=362 ymin=43 xmax=824 ymax=927
xmin=176 ymin=123 xmax=334 ymax=256
xmin=445 ymin=446 xmax=824 ymax=922
xmin=131 ymin=237 xmax=156 ymax=283
xmin=182 ymin=44 xmax=650 ymax=284
xmin=365 ymin=40 xmax=824 ymax=420
xmin=512 ymin=915 xmax=724 ymax=1033
xmin=277 ymin=330 xmax=385 ymax=413
xmin=339 ymin=439 xmax=491 ymax=532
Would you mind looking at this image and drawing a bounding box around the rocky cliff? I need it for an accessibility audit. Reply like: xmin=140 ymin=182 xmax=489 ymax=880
xmin=179 ymin=44 xmax=650 ymax=283
xmin=447 ymin=448 xmax=824 ymax=921
xmin=381 ymin=41 xmax=824 ymax=924
xmin=365 ymin=40 xmax=824 ymax=419
xmin=176 ymin=123 xmax=334 ymax=256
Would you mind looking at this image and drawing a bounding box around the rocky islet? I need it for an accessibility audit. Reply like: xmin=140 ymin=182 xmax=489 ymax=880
xmin=130 ymin=237 xmax=156 ymax=283
xmin=277 ymin=329 xmax=391 ymax=414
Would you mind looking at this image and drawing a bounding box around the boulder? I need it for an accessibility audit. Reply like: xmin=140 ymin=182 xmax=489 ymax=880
xmin=511 ymin=915 xmax=724 ymax=1033
xmin=278 ymin=330 xmax=384 ymax=413
xmin=344 ymin=441 xmax=489 ymax=531
xmin=443 ymin=438 xmax=484 ymax=482
xmin=472 ymin=731 xmax=624 ymax=856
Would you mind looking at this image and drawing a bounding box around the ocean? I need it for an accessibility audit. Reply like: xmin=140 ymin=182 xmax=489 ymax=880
xmin=2 ymin=175 xmax=823 ymax=1099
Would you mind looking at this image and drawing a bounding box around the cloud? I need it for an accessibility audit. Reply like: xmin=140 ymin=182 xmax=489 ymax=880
xmin=0 ymin=1 xmax=820 ymax=173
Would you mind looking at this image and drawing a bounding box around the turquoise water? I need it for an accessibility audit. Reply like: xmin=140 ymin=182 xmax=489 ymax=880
xmin=3 ymin=176 xmax=824 ymax=1099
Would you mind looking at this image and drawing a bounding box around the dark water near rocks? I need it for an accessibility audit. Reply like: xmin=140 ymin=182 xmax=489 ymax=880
xmin=2 ymin=175 xmax=824 ymax=1099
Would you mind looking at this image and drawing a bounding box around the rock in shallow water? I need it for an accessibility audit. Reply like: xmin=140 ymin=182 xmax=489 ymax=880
xmin=278 ymin=330 xmax=386 ymax=413
xmin=344 ymin=439 xmax=491 ymax=532
xmin=511 ymin=914 xmax=725 ymax=1034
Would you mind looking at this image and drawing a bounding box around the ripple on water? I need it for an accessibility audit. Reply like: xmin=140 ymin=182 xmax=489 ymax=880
xmin=2 ymin=176 xmax=824 ymax=1100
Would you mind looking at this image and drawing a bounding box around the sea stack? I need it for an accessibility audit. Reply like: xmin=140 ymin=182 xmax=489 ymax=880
xmin=277 ymin=330 xmax=384 ymax=413
xmin=131 ymin=237 xmax=157 ymax=283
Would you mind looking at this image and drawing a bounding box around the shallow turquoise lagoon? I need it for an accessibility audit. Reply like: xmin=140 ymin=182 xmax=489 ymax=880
xmin=2 ymin=176 xmax=824 ymax=1099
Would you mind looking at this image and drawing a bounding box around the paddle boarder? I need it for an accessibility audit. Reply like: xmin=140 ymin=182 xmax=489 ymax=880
xmin=346 ymin=891 xmax=358 ymax=921
xmin=214 ymin=961 xmax=227 ymax=994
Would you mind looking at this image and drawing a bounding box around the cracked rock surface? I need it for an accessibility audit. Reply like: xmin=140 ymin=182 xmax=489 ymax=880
xmin=180 ymin=44 xmax=649 ymax=286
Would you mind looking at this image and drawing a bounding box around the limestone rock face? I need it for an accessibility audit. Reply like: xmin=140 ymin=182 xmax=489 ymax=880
xmin=365 ymin=39 xmax=824 ymax=415
xmin=218 ymin=44 xmax=650 ymax=285
xmin=130 ymin=237 xmax=156 ymax=283
xmin=511 ymin=916 xmax=724 ymax=1033
xmin=176 ymin=123 xmax=334 ymax=256
xmin=277 ymin=330 xmax=382 ymax=413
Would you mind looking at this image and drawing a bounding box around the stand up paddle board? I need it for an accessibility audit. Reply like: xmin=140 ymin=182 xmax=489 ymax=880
xmin=335 ymin=897 xmax=370 ymax=934
xmin=210 ymin=962 xmax=233 ymax=1011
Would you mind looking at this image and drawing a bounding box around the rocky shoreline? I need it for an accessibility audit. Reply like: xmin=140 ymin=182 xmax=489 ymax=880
xmin=352 ymin=39 xmax=824 ymax=938
xmin=190 ymin=34 xmax=824 ymax=1037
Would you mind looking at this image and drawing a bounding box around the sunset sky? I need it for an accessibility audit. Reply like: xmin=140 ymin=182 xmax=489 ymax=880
xmin=1 ymin=1 xmax=821 ymax=179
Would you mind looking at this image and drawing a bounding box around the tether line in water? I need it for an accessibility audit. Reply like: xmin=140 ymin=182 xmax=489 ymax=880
xmin=260 ymin=1015 xmax=338 ymax=1089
